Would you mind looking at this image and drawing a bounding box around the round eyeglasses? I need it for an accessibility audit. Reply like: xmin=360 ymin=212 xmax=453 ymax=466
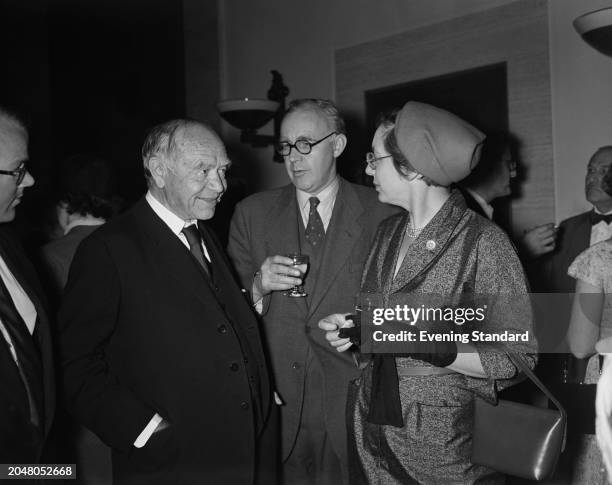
xmin=365 ymin=152 xmax=392 ymax=171
xmin=0 ymin=162 xmax=27 ymax=185
xmin=275 ymin=132 xmax=337 ymax=156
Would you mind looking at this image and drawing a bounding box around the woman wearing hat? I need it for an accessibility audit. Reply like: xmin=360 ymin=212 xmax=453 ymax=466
xmin=319 ymin=102 xmax=537 ymax=484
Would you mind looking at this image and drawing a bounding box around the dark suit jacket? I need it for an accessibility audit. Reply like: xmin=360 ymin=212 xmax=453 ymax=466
xmin=228 ymin=178 xmax=395 ymax=473
xmin=458 ymin=187 xmax=488 ymax=218
xmin=543 ymin=210 xmax=592 ymax=293
xmin=59 ymin=198 xmax=272 ymax=485
xmin=0 ymin=226 xmax=55 ymax=463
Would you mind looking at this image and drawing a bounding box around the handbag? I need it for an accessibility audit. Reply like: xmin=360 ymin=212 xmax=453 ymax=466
xmin=471 ymin=352 xmax=567 ymax=481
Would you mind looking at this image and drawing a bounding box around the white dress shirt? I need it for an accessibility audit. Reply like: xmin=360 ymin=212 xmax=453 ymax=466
xmin=0 ymin=255 xmax=37 ymax=364
xmin=145 ymin=191 xmax=211 ymax=261
xmin=465 ymin=188 xmax=494 ymax=220
xmin=296 ymin=176 xmax=340 ymax=231
xmin=591 ymin=208 xmax=612 ymax=246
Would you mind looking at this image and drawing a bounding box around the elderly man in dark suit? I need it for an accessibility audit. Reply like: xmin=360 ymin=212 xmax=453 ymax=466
xmin=228 ymin=99 xmax=395 ymax=485
xmin=59 ymin=120 xmax=274 ymax=485
xmin=0 ymin=107 xmax=55 ymax=465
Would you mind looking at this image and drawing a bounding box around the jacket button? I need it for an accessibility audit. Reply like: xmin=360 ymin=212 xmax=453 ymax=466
xmin=230 ymin=362 xmax=239 ymax=371
xmin=243 ymin=358 xmax=249 ymax=364
xmin=217 ymin=324 xmax=227 ymax=334
xmin=240 ymin=401 xmax=249 ymax=410
xmin=291 ymin=362 xmax=300 ymax=370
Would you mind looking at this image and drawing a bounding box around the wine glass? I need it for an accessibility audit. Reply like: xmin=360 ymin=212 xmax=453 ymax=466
xmin=284 ymin=253 xmax=309 ymax=297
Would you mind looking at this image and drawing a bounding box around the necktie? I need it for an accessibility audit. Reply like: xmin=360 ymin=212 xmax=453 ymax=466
xmin=591 ymin=212 xmax=612 ymax=225
xmin=305 ymin=197 xmax=325 ymax=247
xmin=182 ymin=224 xmax=211 ymax=278
xmin=0 ymin=274 xmax=42 ymax=427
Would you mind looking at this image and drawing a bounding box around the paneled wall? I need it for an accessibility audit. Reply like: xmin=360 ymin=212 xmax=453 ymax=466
xmin=336 ymin=0 xmax=552 ymax=236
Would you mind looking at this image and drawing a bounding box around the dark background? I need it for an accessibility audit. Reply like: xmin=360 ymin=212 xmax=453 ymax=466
xmin=0 ymin=0 xmax=186 ymax=241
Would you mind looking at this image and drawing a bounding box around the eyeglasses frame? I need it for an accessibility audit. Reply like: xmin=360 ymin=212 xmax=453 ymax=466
xmin=276 ymin=131 xmax=337 ymax=157
xmin=365 ymin=152 xmax=392 ymax=171
xmin=0 ymin=162 xmax=27 ymax=185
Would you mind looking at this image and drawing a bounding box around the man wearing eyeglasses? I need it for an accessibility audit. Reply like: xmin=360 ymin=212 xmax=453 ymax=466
xmin=228 ymin=99 xmax=394 ymax=485
xmin=459 ymin=133 xmax=558 ymax=260
xmin=0 ymin=107 xmax=55 ymax=465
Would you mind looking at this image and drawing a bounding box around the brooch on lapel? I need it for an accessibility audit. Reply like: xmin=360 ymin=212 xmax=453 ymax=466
xmin=425 ymin=240 xmax=437 ymax=251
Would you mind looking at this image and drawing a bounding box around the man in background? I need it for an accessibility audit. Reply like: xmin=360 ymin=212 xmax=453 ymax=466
xmin=460 ymin=132 xmax=557 ymax=259
xmin=0 ymin=106 xmax=55 ymax=465
xmin=543 ymin=146 xmax=612 ymax=294
xmin=229 ymin=99 xmax=395 ymax=485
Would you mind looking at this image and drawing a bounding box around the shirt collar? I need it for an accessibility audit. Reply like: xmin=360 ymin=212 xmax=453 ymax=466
xmin=64 ymin=216 xmax=105 ymax=235
xmin=466 ymin=188 xmax=494 ymax=219
xmin=145 ymin=191 xmax=195 ymax=236
xmin=594 ymin=206 xmax=612 ymax=216
xmin=296 ymin=176 xmax=340 ymax=212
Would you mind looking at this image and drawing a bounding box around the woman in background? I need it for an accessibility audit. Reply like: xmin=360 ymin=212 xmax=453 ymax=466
xmin=320 ymin=102 xmax=536 ymax=484
xmin=567 ymin=234 xmax=612 ymax=484
xmin=596 ymin=336 xmax=612 ymax=484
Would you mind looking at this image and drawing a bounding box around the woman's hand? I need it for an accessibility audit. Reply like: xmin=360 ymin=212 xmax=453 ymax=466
xmin=318 ymin=313 xmax=354 ymax=352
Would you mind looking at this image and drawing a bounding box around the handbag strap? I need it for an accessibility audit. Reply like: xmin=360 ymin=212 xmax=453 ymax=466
xmin=506 ymin=352 xmax=567 ymax=420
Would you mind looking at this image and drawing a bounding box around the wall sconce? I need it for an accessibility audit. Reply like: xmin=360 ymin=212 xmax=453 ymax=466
xmin=217 ymin=70 xmax=289 ymax=162
xmin=574 ymin=7 xmax=612 ymax=57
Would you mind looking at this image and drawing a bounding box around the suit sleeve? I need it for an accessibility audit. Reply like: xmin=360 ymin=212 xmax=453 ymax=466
xmin=228 ymin=201 xmax=255 ymax=290
xmin=59 ymin=234 xmax=155 ymax=452
xmin=228 ymin=201 xmax=272 ymax=315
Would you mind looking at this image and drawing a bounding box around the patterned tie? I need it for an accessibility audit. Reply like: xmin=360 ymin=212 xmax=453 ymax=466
xmin=182 ymin=224 xmax=211 ymax=278
xmin=305 ymin=197 xmax=325 ymax=247
xmin=0 ymin=274 xmax=42 ymax=427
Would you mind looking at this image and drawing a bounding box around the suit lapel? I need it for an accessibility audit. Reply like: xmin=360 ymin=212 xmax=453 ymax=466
xmin=574 ymin=212 xmax=594 ymax=252
xmin=391 ymin=190 xmax=467 ymax=293
xmin=306 ymin=180 xmax=365 ymax=320
xmin=264 ymin=185 xmax=308 ymax=314
xmin=134 ymin=200 xmax=224 ymax=313
xmin=0 ymin=229 xmax=54 ymax=434
xmin=0 ymin=234 xmax=47 ymax=328
xmin=265 ymin=185 xmax=301 ymax=256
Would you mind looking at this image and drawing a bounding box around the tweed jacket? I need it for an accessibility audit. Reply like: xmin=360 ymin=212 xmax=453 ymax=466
xmin=349 ymin=190 xmax=537 ymax=484
xmin=228 ymin=177 xmax=396 ymax=469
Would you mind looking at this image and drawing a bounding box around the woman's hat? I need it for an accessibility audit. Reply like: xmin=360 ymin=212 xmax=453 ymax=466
xmin=394 ymin=101 xmax=486 ymax=186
